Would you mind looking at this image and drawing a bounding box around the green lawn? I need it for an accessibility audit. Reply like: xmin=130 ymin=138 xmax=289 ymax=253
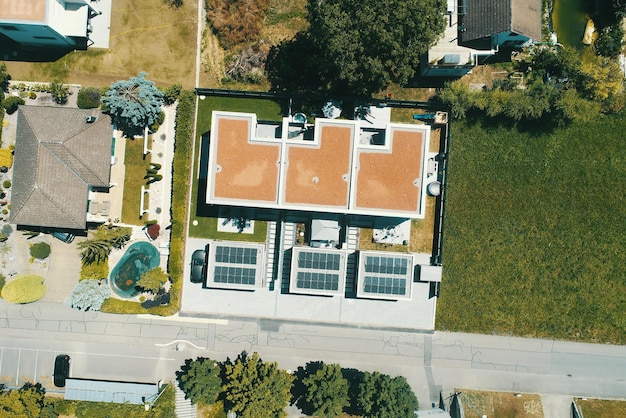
xmin=121 ymin=138 xmax=151 ymax=225
xmin=190 ymin=96 xmax=282 ymax=241
xmin=437 ymin=114 xmax=626 ymax=344
xmin=577 ymin=398 xmax=626 ymax=418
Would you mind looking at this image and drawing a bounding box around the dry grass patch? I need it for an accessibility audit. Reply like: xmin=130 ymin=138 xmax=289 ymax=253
xmin=459 ymin=390 xmax=543 ymax=418
xmin=576 ymin=398 xmax=626 ymax=418
xmin=5 ymin=0 xmax=198 ymax=88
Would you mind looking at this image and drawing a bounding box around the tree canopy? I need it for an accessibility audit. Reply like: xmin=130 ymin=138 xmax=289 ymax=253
xmin=65 ymin=279 xmax=110 ymax=311
xmin=301 ymin=362 xmax=349 ymax=417
xmin=0 ymin=382 xmax=45 ymax=418
xmin=137 ymin=267 xmax=169 ymax=293
xmin=176 ymin=357 xmax=222 ymax=406
xmin=103 ymin=72 xmax=164 ymax=136
xmin=266 ymin=0 xmax=446 ymax=96
xmin=357 ymin=372 xmax=418 ymax=418
xmin=223 ymin=351 xmax=294 ymax=418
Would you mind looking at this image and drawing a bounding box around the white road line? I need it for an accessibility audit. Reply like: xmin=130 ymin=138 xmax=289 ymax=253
xmin=155 ymin=340 xmax=206 ymax=350
xmin=0 ymin=347 xmax=3 ymax=376
xmin=136 ymin=314 xmax=228 ymax=325
xmin=34 ymin=350 xmax=38 ymax=383
xmin=1 ymin=347 xmax=175 ymax=362
xmin=15 ymin=348 xmax=20 ymax=385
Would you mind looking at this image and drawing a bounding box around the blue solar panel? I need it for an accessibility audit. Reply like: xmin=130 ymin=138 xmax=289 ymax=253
xmin=215 ymin=246 xmax=257 ymax=265
xmin=214 ymin=266 xmax=256 ymax=285
xmin=364 ymin=255 xmax=408 ymax=275
xmin=297 ymin=251 xmax=341 ymax=271
xmin=296 ymin=272 xmax=339 ymax=291
xmin=363 ymin=276 xmax=407 ymax=295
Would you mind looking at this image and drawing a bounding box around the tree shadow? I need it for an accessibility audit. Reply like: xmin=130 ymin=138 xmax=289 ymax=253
xmin=290 ymin=360 xmax=325 ymax=414
xmin=341 ymin=367 xmax=365 ymax=416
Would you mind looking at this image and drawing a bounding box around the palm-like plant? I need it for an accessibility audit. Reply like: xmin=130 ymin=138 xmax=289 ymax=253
xmin=78 ymin=239 xmax=112 ymax=265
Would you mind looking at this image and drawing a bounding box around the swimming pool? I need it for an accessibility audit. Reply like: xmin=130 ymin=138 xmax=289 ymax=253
xmin=110 ymin=241 xmax=160 ymax=298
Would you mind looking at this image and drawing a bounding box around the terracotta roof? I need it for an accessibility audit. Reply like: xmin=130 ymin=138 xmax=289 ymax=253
xmin=10 ymin=106 xmax=112 ymax=229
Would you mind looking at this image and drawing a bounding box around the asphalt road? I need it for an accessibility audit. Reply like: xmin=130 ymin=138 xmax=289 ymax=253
xmin=0 ymin=300 xmax=624 ymax=409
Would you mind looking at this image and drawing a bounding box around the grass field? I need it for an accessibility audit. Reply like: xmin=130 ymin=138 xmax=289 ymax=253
xmin=189 ymin=96 xmax=283 ymax=241
xmin=576 ymin=398 xmax=626 ymax=417
xmin=121 ymin=137 xmax=151 ymax=225
xmin=437 ymin=114 xmax=626 ymax=344
xmin=4 ymin=0 xmax=198 ymax=88
xmin=458 ymin=390 xmax=543 ymax=418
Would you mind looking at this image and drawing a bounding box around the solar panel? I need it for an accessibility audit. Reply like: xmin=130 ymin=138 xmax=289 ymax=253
xmin=215 ymin=245 xmax=257 ymax=265
xmin=364 ymin=255 xmax=408 ymax=275
xmin=363 ymin=276 xmax=407 ymax=295
xmin=296 ymin=272 xmax=340 ymax=291
xmin=297 ymin=251 xmax=341 ymax=271
xmin=214 ymin=266 xmax=256 ymax=285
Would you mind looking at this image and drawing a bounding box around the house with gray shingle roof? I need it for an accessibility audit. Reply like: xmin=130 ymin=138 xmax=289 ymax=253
xmin=10 ymin=106 xmax=113 ymax=231
xmin=459 ymin=0 xmax=542 ymax=50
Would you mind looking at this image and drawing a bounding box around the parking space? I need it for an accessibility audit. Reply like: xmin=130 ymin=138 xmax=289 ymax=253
xmin=0 ymin=347 xmax=61 ymax=388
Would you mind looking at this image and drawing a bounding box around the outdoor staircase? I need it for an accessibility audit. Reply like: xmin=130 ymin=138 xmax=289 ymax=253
xmin=346 ymin=226 xmax=360 ymax=251
xmin=280 ymin=222 xmax=297 ymax=292
xmin=175 ymin=385 xmax=196 ymax=418
xmin=264 ymin=221 xmax=278 ymax=286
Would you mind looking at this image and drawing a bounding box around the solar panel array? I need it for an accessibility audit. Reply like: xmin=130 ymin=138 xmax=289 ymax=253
xmin=290 ymin=249 xmax=345 ymax=295
xmin=359 ymin=254 xmax=413 ymax=298
xmin=209 ymin=244 xmax=261 ymax=288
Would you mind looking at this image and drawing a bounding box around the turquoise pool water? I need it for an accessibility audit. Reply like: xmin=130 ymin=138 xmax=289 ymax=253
xmin=110 ymin=241 xmax=160 ymax=298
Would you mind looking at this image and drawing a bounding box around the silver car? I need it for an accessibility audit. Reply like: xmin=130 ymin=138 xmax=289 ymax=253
xmin=190 ymin=249 xmax=206 ymax=283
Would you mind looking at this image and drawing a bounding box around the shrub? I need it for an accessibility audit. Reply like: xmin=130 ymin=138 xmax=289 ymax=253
xmin=1 ymin=275 xmax=47 ymax=303
xmin=80 ymin=260 xmax=109 ymax=280
xmin=146 ymin=223 xmax=160 ymax=240
xmin=3 ymin=180 xmax=11 ymax=188
xmin=30 ymin=242 xmax=51 ymax=259
xmin=0 ymin=273 xmax=5 ymax=294
xmin=0 ymin=149 xmax=13 ymax=167
xmin=65 ymin=279 xmax=110 ymax=311
xmin=28 ymin=91 xmax=37 ymax=99
xmin=162 ymin=84 xmax=182 ymax=105
xmin=50 ymin=82 xmax=70 ymax=105
xmin=3 ymin=96 xmax=25 ymax=114
xmin=77 ymin=87 xmax=102 ymax=109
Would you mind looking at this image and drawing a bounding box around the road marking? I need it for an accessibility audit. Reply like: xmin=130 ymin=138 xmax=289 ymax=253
xmin=1 ymin=347 xmax=175 ymax=362
xmin=34 ymin=350 xmax=38 ymax=383
xmin=155 ymin=340 xmax=206 ymax=350
xmin=15 ymin=348 xmax=20 ymax=386
xmin=136 ymin=314 xmax=228 ymax=325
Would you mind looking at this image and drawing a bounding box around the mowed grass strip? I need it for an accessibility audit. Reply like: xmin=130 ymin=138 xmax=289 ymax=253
xmin=121 ymin=138 xmax=151 ymax=225
xmin=576 ymin=398 xmax=626 ymax=417
xmin=437 ymin=114 xmax=626 ymax=344
xmin=458 ymin=389 xmax=543 ymax=418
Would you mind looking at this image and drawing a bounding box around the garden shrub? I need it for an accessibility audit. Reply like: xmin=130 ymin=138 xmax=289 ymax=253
xmin=0 ymin=273 xmax=5 ymax=295
xmin=28 ymin=91 xmax=37 ymax=99
xmin=3 ymin=180 xmax=11 ymax=188
xmin=0 ymin=148 xmax=13 ymax=167
xmin=3 ymin=96 xmax=24 ymax=114
xmin=1 ymin=275 xmax=47 ymax=303
xmin=77 ymin=87 xmax=101 ymax=109
xmin=146 ymin=223 xmax=160 ymax=240
xmin=65 ymin=279 xmax=110 ymax=311
xmin=30 ymin=242 xmax=51 ymax=259
xmin=80 ymin=260 xmax=109 ymax=280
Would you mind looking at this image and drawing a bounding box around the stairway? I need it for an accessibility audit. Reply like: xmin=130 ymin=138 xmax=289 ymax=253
xmin=346 ymin=226 xmax=359 ymax=250
xmin=175 ymin=385 xmax=196 ymax=418
xmin=264 ymin=221 xmax=278 ymax=286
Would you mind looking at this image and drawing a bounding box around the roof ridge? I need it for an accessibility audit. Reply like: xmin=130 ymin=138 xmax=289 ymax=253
xmin=40 ymin=142 xmax=90 ymax=187
xmin=36 ymin=185 xmax=86 ymax=228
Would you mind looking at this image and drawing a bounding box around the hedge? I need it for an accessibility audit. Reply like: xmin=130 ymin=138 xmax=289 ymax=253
xmin=0 ymin=149 xmax=13 ymax=168
xmin=2 ymin=275 xmax=47 ymax=303
xmin=80 ymin=261 xmax=109 ymax=280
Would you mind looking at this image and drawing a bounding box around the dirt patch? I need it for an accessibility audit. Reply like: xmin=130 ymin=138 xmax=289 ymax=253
xmin=458 ymin=389 xmax=544 ymax=418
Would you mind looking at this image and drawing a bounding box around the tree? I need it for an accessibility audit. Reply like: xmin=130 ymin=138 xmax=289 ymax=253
xmin=137 ymin=267 xmax=168 ymax=293
xmin=146 ymin=223 xmax=161 ymax=240
xmin=301 ymin=363 xmax=349 ymax=417
xmin=77 ymin=87 xmax=102 ymax=109
xmin=65 ymin=279 xmax=110 ymax=311
xmin=93 ymin=224 xmax=132 ymax=250
xmin=0 ymin=382 xmax=45 ymax=418
xmin=223 ymin=351 xmax=294 ymax=418
xmin=162 ymin=84 xmax=182 ymax=105
xmin=103 ymin=72 xmax=164 ymax=136
xmin=0 ymin=62 xmax=10 ymax=102
xmin=357 ymin=372 xmax=418 ymax=418
xmin=3 ymin=96 xmax=25 ymax=115
xmin=176 ymin=357 xmax=222 ymax=405
xmin=266 ymin=0 xmax=446 ymax=96
xmin=50 ymin=82 xmax=70 ymax=105
xmin=78 ymin=239 xmax=113 ymax=265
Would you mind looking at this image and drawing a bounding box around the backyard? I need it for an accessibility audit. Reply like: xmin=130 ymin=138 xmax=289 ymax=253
xmin=121 ymin=137 xmax=152 ymax=225
xmin=437 ymin=114 xmax=626 ymax=344
xmin=3 ymin=0 xmax=198 ymax=88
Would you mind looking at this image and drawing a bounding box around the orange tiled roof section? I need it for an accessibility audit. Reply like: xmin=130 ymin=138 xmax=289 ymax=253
xmin=213 ymin=117 xmax=280 ymax=202
xmin=356 ymin=128 xmax=423 ymax=212
xmin=284 ymin=124 xmax=353 ymax=208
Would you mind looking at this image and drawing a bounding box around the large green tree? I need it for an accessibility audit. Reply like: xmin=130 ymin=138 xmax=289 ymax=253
xmin=0 ymin=382 xmax=45 ymax=418
xmin=266 ymin=0 xmax=446 ymax=96
xmin=103 ymin=72 xmax=164 ymax=136
xmin=357 ymin=372 xmax=418 ymax=418
xmin=137 ymin=267 xmax=169 ymax=293
xmin=176 ymin=357 xmax=222 ymax=406
xmin=223 ymin=351 xmax=294 ymax=418
xmin=301 ymin=363 xmax=349 ymax=417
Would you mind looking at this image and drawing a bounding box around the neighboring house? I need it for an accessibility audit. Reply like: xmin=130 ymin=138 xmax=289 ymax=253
xmin=0 ymin=0 xmax=101 ymax=58
xmin=458 ymin=0 xmax=542 ymax=50
xmin=10 ymin=106 xmax=113 ymax=231
xmin=420 ymin=0 xmax=541 ymax=77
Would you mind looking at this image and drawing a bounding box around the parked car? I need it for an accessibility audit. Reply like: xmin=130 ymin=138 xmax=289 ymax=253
xmin=190 ymin=249 xmax=206 ymax=283
xmin=51 ymin=231 xmax=75 ymax=243
xmin=53 ymin=354 xmax=71 ymax=387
